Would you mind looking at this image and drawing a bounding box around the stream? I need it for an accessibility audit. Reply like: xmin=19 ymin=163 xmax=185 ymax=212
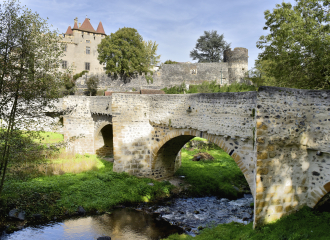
xmin=1 ymin=195 xmax=254 ymax=240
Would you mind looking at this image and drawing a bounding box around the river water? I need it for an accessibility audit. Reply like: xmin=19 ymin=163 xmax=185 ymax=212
xmin=1 ymin=195 xmax=254 ymax=240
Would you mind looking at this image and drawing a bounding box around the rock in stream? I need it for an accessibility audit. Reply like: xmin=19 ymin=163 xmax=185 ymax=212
xmin=151 ymin=194 xmax=254 ymax=234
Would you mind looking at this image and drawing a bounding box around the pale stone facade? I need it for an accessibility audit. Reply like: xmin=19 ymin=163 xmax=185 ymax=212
xmin=59 ymin=17 xmax=106 ymax=74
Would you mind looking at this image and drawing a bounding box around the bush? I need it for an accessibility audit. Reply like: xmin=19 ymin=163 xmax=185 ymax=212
xmin=162 ymin=81 xmax=257 ymax=94
xmin=86 ymin=75 xmax=99 ymax=96
xmin=73 ymin=70 xmax=89 ymax=81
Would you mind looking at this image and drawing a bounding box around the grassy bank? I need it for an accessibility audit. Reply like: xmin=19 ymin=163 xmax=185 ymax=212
xmin=164 ymin=206 xmax=330 ymax=240
xmin=175 ymin=138 xmax=250 ymax=198
xmin=0 ymin=132 xmax=174 ymax=229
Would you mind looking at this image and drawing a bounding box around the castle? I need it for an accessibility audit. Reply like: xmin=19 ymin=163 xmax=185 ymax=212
xmin=60 ymin=17 xmax=106 ymax=74
xmin=60 ymin=18 xmax=249 ymax=93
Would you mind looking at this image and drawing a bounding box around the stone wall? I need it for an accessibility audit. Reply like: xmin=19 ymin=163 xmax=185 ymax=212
xmin=74 ymin=48 xmax=248 ymax=93
xmin=254 ymin=86 xmax=330 ymax=226
xmin=111 ymin=92 xmax=256 ymax=187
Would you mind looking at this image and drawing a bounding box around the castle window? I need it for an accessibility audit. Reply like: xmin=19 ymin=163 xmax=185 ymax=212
xmin=86 ymin=40 xmax=90 ymax=43
xmin=85 ymin=62 xmax=90 ymax=71
xmin=62 ymin=61 xmax=67 ymax=69
xmin=63 ymin=45 xmax=67 ymax=52
xmin=86 ymin=46 xmax=90 ymax=54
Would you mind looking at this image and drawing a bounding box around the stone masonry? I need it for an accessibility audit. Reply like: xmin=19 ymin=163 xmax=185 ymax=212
xmin=58 ymin=86 xmax=330 ymax=228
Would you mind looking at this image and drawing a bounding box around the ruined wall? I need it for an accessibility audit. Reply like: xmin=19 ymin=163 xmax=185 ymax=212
xmin=74 ymin=48 xmax=248 ymax=94
xmin=254 ymin=86 xmax=330 ymax=226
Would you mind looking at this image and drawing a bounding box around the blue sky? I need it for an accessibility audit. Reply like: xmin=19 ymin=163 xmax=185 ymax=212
xmin=16 ymin=0 xmax=293 ymax=69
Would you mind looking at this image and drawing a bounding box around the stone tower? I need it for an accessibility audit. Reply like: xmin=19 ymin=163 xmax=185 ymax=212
xmin=60 ymin=17 xmax=107 ymax=74
xmin=223 ymin=47 xmax=248 ymax=84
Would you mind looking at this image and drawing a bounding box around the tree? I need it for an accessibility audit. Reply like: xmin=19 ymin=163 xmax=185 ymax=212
xmin=86 ymin=75 xmax=99 ymax=96
xmin=164 ymin=60 xmax=178 ymax=64
xmin=257 ymin=0 xmax=330 ymax=89
xmin=245 ymin=59 xmax=277 ymax=87
xmin=0 ymin=0 xmax=64 ymax=198
xmin=143 ymin=40 xmax=161 ymax=69
xmin=97 ymin=27 xmax=149 ymax=79
xmin=190 ymin=30 xmax=231 ymax=63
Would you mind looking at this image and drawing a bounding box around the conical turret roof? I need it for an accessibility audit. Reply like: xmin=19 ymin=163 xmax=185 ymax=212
xmin=96 ymin=21 xmax=105 ymax=35
xmin=65 ymin=26 xmax=73 ymax=35
xmin=79 ymin=18 xmax=95 ymax=32
xmin=73 ymin=21 xmax=79 ymax=29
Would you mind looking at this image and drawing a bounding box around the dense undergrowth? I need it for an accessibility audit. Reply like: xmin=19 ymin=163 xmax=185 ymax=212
xmin=162 ymin=81 xmax=257 ymax=94
xmin=175 ymin=138 xmax=249 ymax=198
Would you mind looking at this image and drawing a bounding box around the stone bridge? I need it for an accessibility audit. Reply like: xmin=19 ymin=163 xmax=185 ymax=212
xmin=59 ymin=86 xmax=330 ymax=227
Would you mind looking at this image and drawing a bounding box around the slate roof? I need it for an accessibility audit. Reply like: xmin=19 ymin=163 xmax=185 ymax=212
xmin=96 ymin=22 xmax=105 ymax=35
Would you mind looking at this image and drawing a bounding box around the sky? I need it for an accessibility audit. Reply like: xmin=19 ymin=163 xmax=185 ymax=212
xmin=13 ymin=0 xmax=293 ymax=69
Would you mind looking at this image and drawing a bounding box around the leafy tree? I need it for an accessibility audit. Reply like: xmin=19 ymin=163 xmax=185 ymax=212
xmin=62 ymin=74 xmax=75 ymax=95
xmin=245 ymin=59 xmax=276 ymax=87
xmin=143 ymin=40 xmax=161 ymax=69
xmin=0 ymin=0 xmax=64 ymax=198
xmin=257 ymin=0 xmax=330 ymax=89
xmin=164 ymin=60 xmax=178 ymax=64
xmin=97 ymin=27 xmax=149 ymax=79
xmin=86 ymin=75 xmax=99 ymax=96
xmin=190 ymin=30 xmax=231 ymax=63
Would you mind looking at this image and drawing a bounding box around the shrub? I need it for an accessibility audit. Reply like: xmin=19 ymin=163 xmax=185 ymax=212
xmin=86 ymin=75 xmax=99 ymax=96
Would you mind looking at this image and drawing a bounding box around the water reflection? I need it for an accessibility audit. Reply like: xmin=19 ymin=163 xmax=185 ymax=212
xmin=2 ymin=208 xmax=183 ymax=240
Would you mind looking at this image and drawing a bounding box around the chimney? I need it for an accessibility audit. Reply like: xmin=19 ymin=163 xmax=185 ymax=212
xmin=74 ymin=17 xmax=78 ymax=24
xmin=79 ymin=23 xmax=81 ymax=28
xmin=88 ymin=18 xmax=91 ymax=22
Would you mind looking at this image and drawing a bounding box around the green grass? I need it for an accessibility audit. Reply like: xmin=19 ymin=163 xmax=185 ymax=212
xmin=1 ymin=158 xmax=173 ymax=221
xmin=164 ymin=207 xmax=330 ymax=240
xmin=175 ymin=138 xmax=249 ymax=198
xmin=0 ymin=131 xmax=174 ymax=224
xmin=36 ymin=132 xmax=64 ymax=144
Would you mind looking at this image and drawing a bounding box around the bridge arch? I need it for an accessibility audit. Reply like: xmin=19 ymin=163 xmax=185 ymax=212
xmin=150 ymin=128 xmax=255 ymax=196
xmin=94 ymin=122 xmax=113 ymax=157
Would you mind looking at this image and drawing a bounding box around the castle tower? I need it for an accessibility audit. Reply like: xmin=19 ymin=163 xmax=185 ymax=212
xmin=60 ymin=17 xmax=106 ymax=74
xmin=223 ymin=47 xmax=248 ymax=84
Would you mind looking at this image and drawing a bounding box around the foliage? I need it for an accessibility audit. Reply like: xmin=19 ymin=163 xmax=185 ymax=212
xmin=86 ymin=75 xmax=99 ymax=96
xmin=73 ymin=70 xmax=88 ymax=81
xmin=190 ymin=30 xmax=231 ymax=63
xmin=143 ymin=40 xmax=161 ymax=68
xmin=165 ymin=207 xmax=330 ymax=240
xmin=162 ymin=81 xmax=257 ymax=94
xmin=257 ymin=0 xmax=330 ymax=89
xmin=176 ymin=138 xmax=249 ymax=198
xmin=244 ymin=59 xmax=277 ymax=87
xmin=145 ymin=75 xmax=153 ymax=84
xmin=164 ymin=60 xmax=179 ymax=64
xmin=0 ymin=0 xmax=64 ymax=198
xmin=97 ymin=27 xmax=149 ymax=78
xmin=61 ymin=74 xmax=75 ymax=95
